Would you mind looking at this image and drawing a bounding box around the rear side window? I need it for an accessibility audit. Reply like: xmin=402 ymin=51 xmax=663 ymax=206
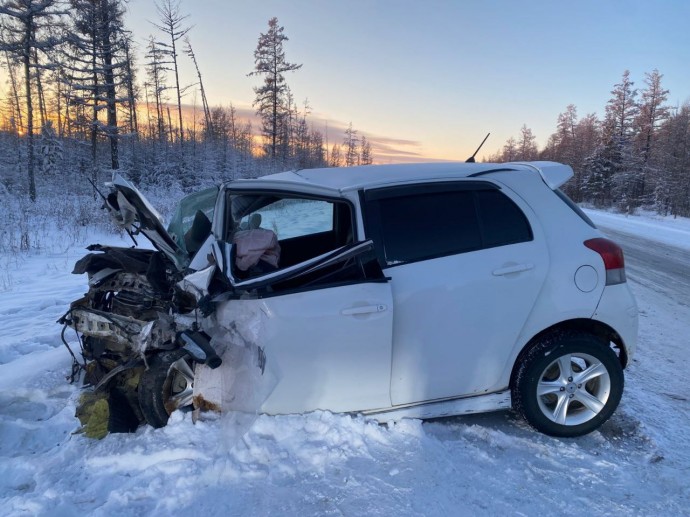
xmin=365 ymin=183 xmax=532 ymax=266
xmin=476 ymin=190 xmax=532 ymax=247
xmin=555 ymin=189 xmax=597 ymax=229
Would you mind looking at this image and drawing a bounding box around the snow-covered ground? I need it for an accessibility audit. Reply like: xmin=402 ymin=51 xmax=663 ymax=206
xmin=1 ymin=211 xmax=689 ymax=516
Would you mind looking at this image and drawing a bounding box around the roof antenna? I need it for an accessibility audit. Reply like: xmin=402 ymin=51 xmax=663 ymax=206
xmin=465 ymin=133 xmax=490 ymax=163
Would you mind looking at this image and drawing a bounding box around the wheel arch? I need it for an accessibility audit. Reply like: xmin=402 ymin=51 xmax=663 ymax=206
xmin=510 ymin=318 xmax=629 ymax=389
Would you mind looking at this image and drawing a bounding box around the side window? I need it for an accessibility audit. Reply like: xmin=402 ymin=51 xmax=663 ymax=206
xmin=373 ymin=190 xmax=482 ymax=265
xmin=239 ymin=199 xmax=334 ymax=239
xmin=475 ymin=190 xmax=532 ymax=247
xmin=365 ymin=182 xmax=533 ymax=267
xmin=227 ymin=192 xmax=355 ymax=272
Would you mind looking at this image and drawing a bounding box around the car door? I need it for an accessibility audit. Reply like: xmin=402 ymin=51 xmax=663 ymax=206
xmin=251 ymin=279 xmax=393 ymax=414
xmin=363 ymin=181 xmax=549 ymax=406
xmin=211 ymin=189 xmax=395 ymax=415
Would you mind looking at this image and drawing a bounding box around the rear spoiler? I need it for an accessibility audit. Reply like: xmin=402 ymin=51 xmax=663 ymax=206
xmin=506 ymin=161 xmax=573 ymax=189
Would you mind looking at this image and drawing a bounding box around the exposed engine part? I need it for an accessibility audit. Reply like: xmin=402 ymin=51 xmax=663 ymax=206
xmin=62 ymin=248 xmax=219 ymax=435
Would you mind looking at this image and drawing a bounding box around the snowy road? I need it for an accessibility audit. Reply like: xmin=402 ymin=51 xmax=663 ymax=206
xmin=600 ymin=225 xmax=690 ymax=306
xmin=1 ymin=212 xmax=690 ymax=516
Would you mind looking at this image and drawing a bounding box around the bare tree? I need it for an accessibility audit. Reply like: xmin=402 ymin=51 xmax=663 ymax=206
xmin=145 ymin=36 xmax=168 ymax=143
xmin=184 ymin=36 xmax=210 ymax=140
xmin=153 ymin=0 xmax=190 ymax=143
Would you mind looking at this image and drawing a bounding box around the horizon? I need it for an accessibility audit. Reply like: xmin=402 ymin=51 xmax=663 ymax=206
xmin=118 ymin=0 xmax=690 ymax=163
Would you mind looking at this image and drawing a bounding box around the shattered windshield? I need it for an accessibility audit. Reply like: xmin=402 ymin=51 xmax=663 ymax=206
xmin=167 ymin=186 xmax=219 ymax=253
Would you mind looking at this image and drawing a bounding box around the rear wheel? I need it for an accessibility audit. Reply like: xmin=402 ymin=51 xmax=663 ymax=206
xmin=138 ymin=350 xmax=195 ymax=428
xmin=512 ymin=332 xmax=624 ymax=437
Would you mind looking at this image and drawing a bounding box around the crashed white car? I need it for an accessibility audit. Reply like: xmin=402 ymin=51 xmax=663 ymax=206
xmin=61 ymin=161 xmax=638 ymax=437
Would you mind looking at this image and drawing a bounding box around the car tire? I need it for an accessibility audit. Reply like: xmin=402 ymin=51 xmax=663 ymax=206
xmin=138 ymin=350 xmax=195 ymax=428
xmin=512 ymin=332 xmax=624 ymax=437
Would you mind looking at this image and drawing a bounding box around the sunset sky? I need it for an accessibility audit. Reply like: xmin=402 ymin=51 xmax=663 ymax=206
xmin=124 ymin=0 xmax=690 ymax=162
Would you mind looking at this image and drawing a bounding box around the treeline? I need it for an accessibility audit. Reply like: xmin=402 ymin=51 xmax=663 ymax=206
xmin=0 ymin=1 xmax=372 ymax=202
xmin=489 ymin=70 xmax=690 ymax=217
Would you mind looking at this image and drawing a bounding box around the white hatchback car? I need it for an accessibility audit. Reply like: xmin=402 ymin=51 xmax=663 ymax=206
xmin=63 ymin=161 xmax=638 ymax=437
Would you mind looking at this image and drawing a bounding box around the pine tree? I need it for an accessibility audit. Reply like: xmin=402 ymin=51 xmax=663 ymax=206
xmin=633 ymin=69 xmax=670 ymax=203
xmin=329 ymin=143 xmax=342 ymax=167
xmin=655 ymin=103 xmax=690 ymax=215
xmin=582 ymin=145 xmax=614 ymax=207
xmin=343 ymin=122 xmax=359 ymax=166
xmin=360 ymin=135 xmax=373 ymax=165
xmin=248 ymin=17 xmax=301 ymax=160
xmin=502 ymin=137 xmax=517 ymax=161
xmin=516 ymin=125 xmax=538 ymax=161
xmin=603 ymin=70 xmax=641 ymax=209
xmin=604 ymin=70 xmax=638 ymax=141
xmin=0 ymin=0 xmax=64 ymax=200
xmin=64 ymin=0 xmax=130 ymax=174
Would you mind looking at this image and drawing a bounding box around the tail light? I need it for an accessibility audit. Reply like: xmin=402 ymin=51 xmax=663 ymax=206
xmin=584 ymin=238 xmax=626 ymax=285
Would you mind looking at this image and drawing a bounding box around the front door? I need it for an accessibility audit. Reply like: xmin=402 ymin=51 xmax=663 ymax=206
xmin=257 ymin=281 xmax=394 ymax=414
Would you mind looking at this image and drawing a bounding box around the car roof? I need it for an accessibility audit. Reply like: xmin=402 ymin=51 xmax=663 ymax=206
xmin=227 ymin=161 xmax=572 ymax=194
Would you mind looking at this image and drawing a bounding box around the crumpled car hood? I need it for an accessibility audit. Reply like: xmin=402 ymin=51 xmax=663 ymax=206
xmin=104 ymin=174 xmax=187 ymax=270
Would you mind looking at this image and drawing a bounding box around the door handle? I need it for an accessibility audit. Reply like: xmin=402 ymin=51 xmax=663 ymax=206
xmin=341 ymin=304 xmax=387 ymax=316
xmin=492 ymin=263 xmax=534 ymax=276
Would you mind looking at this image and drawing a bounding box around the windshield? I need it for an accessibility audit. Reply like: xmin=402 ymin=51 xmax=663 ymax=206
xmin=167 ymin=186 xmax=219 ymax=254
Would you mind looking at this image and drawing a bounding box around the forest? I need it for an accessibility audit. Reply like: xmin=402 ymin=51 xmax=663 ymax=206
xmin=1 ymin=0 xmax=689 ymax=258
xmin=490 ymin=69 xmax=690 ymax=217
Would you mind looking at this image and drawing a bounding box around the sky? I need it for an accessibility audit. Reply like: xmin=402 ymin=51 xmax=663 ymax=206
xmin=124 ymin=0 xmax=690 ymax=162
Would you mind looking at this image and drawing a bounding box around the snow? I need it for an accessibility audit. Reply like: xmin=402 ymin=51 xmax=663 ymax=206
xmin=1 ymin=211 xmax=690 ymax=516
xmin=584 ymin=208 xmax=690 ymax=252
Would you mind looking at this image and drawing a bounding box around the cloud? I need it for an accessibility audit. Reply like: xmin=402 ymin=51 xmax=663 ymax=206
xmin=176 ymin=102 xmax=432 ymax=163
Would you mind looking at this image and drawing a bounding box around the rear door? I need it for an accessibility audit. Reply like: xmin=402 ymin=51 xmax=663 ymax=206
xmin=363 ymin=181 xmax=549 ymax=405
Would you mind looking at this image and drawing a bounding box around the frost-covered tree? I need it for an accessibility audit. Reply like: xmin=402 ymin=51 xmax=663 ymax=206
xmin=635 ymin=69 xmax=670 ymax=163
xmin=502 ymin=137 xmax=517 ymax=161
xmin=38 ymin=118 xmax=61 ymax=175
xmin=343 ymin=122 xmax=359 ymax=166
xmin=65 ymin=0 xmax=130 ymax=172
xmin=329 ymin=143 xmax=342 ymax=167
xmin=0 ymin=0 xmax=64 ymax=200
xmin=516 ymin=125 xmax=538 ymax=161
xmin=631 ymin=69 xmax=670 ymax=203
xmin=604 ymin=70 xmax=638 ymax=141
xmin=554 ymin=104 xmax=578 ymax=163
xmin=655 ymin=103 xmax=690 ymax=216
xmin=582 ymin=144 xmax=615 ymax=207
xmin=602 ymin=71 xmax=641 ymax=209
xmin=249 ymin=17 xmax=301 ymax=160
xmin=360 ymin=135 xmax=373 ymax=165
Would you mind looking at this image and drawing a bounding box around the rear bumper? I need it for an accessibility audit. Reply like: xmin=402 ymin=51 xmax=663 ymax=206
xmin=593 ymin=283 xmax=638 ymax=364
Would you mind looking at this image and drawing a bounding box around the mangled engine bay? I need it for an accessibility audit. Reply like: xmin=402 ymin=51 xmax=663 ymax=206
xmin=59 ymin=177 xmax=269 ymax=437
